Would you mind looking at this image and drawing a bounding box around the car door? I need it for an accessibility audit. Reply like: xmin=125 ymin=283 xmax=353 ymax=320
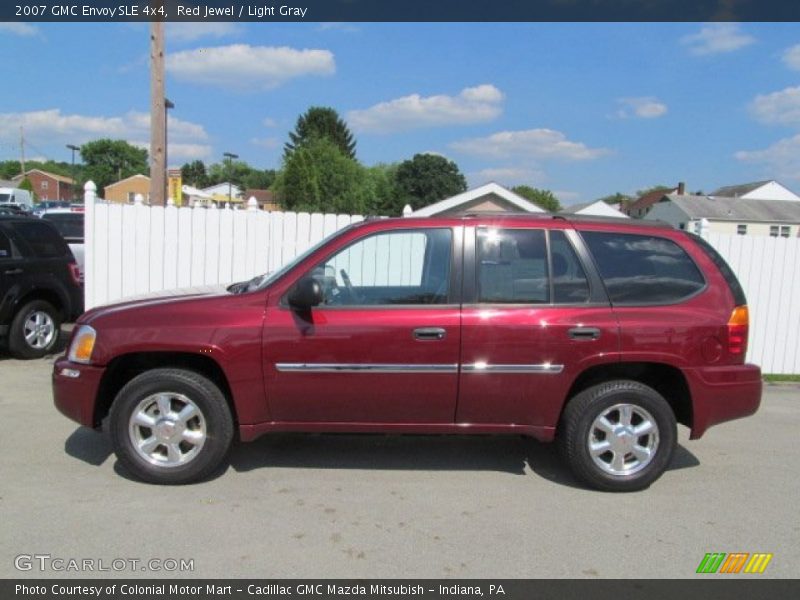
xmin=262 ymin=224 xmax=462 ymax=424
xmin=457 ymin=224 xmax=620 ymax=431
xmin=0 ymin=226 xmax=24 ymax=324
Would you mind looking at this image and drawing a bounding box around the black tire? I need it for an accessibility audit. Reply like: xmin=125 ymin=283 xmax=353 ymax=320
xmin=109 ymin=368 xmax=234 ymax=484
xmin=8 ymin=300 xmax=61 ymax=359
xmin=557 ymin=380 xmax=677 ymax=492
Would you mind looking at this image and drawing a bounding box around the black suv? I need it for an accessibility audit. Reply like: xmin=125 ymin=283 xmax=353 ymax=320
xmin=0 ymin=216 xmax=84 ymax=358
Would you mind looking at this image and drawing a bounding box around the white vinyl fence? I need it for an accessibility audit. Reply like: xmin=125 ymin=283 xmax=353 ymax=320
xmin=82 ymin=183 xmax=800 ymax=374
xmin=703 ymin=232 xmax=800 ymax=375
xmin=83 ymin=183 xmax=363 ymax=310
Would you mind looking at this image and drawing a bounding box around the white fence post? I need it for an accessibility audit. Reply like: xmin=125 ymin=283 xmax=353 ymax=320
xmin=83 ymin=181 xmax=96 ymax=310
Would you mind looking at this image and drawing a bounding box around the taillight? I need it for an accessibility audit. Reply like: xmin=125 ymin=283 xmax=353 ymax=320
xmin=68 ymin=261 xmax=82 ymax=285
xmin=728 ymin=305 xmax=749 ymax=358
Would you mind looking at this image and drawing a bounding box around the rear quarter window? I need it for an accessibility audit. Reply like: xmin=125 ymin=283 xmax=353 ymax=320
xmin=581 ymin=231 xmax=705 ymax=305
xmin=42 ymin=214 xmax=84 ymax=241
xmin=11 ymin=220 xmax=69 ymax=258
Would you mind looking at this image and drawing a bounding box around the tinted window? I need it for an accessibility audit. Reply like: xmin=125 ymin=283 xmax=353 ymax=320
xmin=42 ymin=213 xmax=84 ymax=240
xmin=0 ymin=230 xmax=13 ymax=259
xmin=310 ymin=228 xmax=452 ymax=306
xmin=11 ymin=221 xmax=68 ymax=258
xmin=687 ymin=233 xmax=746 ymax=305
xmin=550 ymin=230 xmax=590 ymax=303
xmin=582 ymin=232 xmax=704 ymax=305
xmin=477 ymin=228 xmax=549 ymax=303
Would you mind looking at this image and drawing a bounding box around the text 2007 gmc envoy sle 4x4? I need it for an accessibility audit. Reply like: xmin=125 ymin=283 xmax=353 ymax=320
xmin=53 ymin=214 xmax=761 ymax=491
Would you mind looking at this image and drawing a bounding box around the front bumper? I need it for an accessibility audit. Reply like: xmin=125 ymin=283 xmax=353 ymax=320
xmin=685 ymin=363 xmax=762 ymax=439
xmin=52 ymin=357 xmax=105 ymax=428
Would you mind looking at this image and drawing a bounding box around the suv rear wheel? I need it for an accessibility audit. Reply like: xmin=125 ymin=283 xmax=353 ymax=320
xmin=109 ymin=369 xmax=234 ymax=484
xmin=8 ymin=300 xmax=61 ymax=359
xmin=558 ymin=380 xmax=677 ymax=492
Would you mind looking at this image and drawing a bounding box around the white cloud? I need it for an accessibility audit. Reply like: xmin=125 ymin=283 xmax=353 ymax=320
xmin=680 ymin=23 xmax=755 ymax=55
xmin=0 ymin=22 xmax=40 ymax=37
xmin=735 ymin=134 xmax=800 ymax=180
xmin=167 ymin=22 xmax=241 ymax=42
xmin=615 ymin=97 xmax=668 ymax=119
xmin=131 ymin=141 xmax=213 ymax=163
xmin=750 ymin=86 xmax=800 ymax=126
xmin=451 ymin=128 xmax=610 ymax=161
xmin=554 ymin=190 xmax=581 ymax=203
xmin=0 ymin=109 xmax=210 ymax=164
xmin=782 ymin=44 xmax=800 ymax=71
xmin=262 ymin=118 xmax=278 ymax=128
xmin=167 ymin=44 xmax=335 ymax=90
xmin=347 ymin=84 xmax=504 ymax=133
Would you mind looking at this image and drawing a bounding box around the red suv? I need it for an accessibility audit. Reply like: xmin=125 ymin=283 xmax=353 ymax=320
xmin=53 ymin=215 xmax=761 ymax=491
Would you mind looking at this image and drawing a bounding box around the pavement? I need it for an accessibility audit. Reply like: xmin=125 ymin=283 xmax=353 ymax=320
xmin=0 ymin=346 xmax=798 ymax=579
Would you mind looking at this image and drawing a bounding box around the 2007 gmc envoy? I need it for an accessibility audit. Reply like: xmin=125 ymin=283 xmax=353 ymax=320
xmin=53 ymin=214 xmax=761 ymax=491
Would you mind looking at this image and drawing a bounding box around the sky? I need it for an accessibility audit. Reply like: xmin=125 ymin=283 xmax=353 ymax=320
xmin=2 ymin=21 xmax=800 ymax=204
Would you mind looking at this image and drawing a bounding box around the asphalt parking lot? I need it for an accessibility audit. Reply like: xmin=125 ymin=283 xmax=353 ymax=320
xmin=1 ymin=348 xmax=798 ymax=579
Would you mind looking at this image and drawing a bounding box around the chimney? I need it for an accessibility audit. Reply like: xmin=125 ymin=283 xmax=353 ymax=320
xmin=677 ymin=182 xmax=685 ymax=195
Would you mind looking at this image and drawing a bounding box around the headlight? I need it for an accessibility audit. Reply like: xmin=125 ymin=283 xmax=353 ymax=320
xmin=68 ymin=325 xmax=97 ymax=364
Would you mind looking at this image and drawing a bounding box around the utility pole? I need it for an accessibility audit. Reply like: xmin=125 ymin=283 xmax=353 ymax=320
xmin=67 ymin=144 xmax=80 ymax=202
xmin=149 ymin=21 xmax=166 ymax=206
xmin=19 ymin=126 xmax=26 ymax=177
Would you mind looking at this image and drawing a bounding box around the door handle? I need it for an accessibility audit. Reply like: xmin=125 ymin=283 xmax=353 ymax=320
xmin=568 ymin=327 xmax=601 ymax=341
xmin=3 ymin=268 xmax=23 ymax=275
xmin=413 ymin=327 xmax=447 ymax=341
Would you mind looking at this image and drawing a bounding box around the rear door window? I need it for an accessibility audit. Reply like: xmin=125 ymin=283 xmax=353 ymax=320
xmin=11 ymin=221 xmax=69 ymax=258
xmin=581 ymin=231 xmax=705 ymax=305
xmin=477 ymin=228 xmax=549 ymax=303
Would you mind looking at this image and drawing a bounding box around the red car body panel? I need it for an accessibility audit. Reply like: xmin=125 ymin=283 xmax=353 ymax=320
xmin=53 ymin=215 xmax=761 ymax=444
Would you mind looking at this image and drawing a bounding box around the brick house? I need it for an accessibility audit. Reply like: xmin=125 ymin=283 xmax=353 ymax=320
xmin=12 ymin=169 xmax=76 ymax=201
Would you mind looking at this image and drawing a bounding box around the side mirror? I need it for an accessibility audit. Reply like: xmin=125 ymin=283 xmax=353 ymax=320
xmin=288 ymin=277 xmax=323 ymax=310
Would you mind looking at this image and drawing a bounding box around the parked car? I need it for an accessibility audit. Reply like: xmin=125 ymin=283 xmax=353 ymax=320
xmin=53 ymin=214 xmax=761 ymax=490
xmin=0 ymin=187 xmax=34 ymax=212
xmin=32 ymin=201 xmax=71 ymax=217
xmin=0 ymin=216 xmax=84 ymax=358
xmin=40 ymin=211 xmax=84 ymax=283
xmin=0 ymin=202 xmax=32 ymax=216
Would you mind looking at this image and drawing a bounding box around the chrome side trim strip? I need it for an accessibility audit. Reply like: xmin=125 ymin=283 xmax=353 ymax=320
xmin=461 ymin=363 xmax=564 ymax=374
xmin=275 ymin=363 xmax=459 ymax=374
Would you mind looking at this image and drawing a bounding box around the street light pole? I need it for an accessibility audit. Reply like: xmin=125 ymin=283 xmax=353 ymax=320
xmin=223 ymin=152 xmax=238 ymax=205
xmin=66 ymin=144 xmax=80 ymax=202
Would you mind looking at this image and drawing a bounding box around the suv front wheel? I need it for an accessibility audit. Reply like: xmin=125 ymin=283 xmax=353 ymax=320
xmin=109 ymin=369 xmax=234 ymax=484
xmin=558 ymin=380 xmax=677 ymax=492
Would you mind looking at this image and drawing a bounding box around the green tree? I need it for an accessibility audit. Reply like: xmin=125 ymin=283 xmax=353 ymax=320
xmin=635 ymin=185 xmax=673 ymax=197
xmin=180 ymin=160 xmax=208 ymax=188
xmin=364 ymin=163 xmax=402 ymax=215
xmin=274 ymin=137 xmax=369 ymax=213
xmin=395 ymin=153 xmax=467 ymax=210
xmin=80 ymin=139 xmax=148 ymax=192
xmin=17 ymin=177 xmax=36 ymax=202
xmin=284 ymin=107 xmax=356 ymax=160
xmin=511 ymin=185 xmax=562 ymax=212
xmin=242 ymin=168 xmax=277 ymax=191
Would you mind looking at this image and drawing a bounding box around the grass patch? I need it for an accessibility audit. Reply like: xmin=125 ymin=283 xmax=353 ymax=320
xmin=764 ymin=374 xmax=800 ymax=383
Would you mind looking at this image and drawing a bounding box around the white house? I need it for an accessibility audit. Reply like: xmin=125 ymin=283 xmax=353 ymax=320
xmin=646 ymin=193 xmax=800 ymax=237
xmin=202 ymin=182 xmax=243 ymax=201
xmin=408 ymin=182 xmax=545 ymax=216
xmin=561 ymin=200 xmax=628 ymax=218
xmin=710 ymin=180 xmax=800 ymax=202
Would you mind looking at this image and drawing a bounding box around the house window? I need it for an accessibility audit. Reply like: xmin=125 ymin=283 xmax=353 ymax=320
xmin=770 ymin=225 xmax=779 ymax=237
xmin=127 ymin=192 xmax=135 ymax=203
xmin=781 ymin=226 xmax=791 ymax=238
xmin=41 ymin=180 xmax=48 ymax=190
xmin=678 ymin=223 xmax=686 ymax=230
xmin=737 ymin=224 xmax=747 ymax=235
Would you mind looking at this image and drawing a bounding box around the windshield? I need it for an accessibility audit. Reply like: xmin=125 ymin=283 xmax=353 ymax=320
xmin=0 ymin=194 xmax=11 ymax=203
xmin=250 ymin=225 xmax=357 ymax=291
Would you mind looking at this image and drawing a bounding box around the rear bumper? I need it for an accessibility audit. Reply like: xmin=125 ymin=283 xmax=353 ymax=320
xmin=52 ymin=357 xmax=105 ymax=428
xmin=685 ymin=363 xmax=762 ymax=439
